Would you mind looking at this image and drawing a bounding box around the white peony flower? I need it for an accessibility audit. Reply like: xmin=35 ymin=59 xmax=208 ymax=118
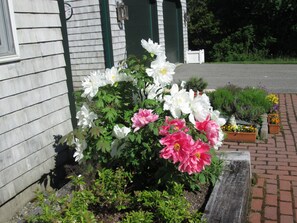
xmin=141 ymin=38 xmax=163 ymax=56
xmin=76 ymin=103 xmax=98 ymax=129
xmin=213 ymin=129 xmax=225 ymax=150
xmin=146 ymin=59 xmax=176 ymax=87
xmin=145 ymin=83 xmax=164 ymax=101
xmin=105 ymin=66 xmax=131 ymax=85
xmin=211 ymin=110 xmax=226 ymax=126
xmin=73 ymin=138 xmax=87 ymax=163
xmin=189 ymin=92 xmax=212 ymax=124
xmin=113 ymin=124 xmax=131 ymax=140
xmin=81 ymin=70 xmax=107 ymax=100
xmin=163 ymin=84 xmax=191 ymax=118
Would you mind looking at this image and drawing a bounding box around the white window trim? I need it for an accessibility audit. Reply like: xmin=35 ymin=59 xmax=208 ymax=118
xmin=0 ymin=0 xmax=20 ymax=63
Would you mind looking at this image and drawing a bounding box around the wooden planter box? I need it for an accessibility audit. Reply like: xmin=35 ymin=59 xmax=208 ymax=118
xmin=269 ymin=124 xmax=280 ymax=134
xmin=224 ymin=131 xmax=257 ymax=143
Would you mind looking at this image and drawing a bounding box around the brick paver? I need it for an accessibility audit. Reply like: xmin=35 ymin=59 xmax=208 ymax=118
xmin=222 ymin=94 xmax=297 ymax=222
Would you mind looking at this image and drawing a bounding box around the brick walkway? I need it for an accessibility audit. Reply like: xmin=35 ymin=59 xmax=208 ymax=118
xmin=221 ymin=94 xmax=297 ymax=223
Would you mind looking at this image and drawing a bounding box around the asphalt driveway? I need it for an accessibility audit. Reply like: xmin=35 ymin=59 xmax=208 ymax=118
xmin=174 ymin=64 xmax=297 ymax=93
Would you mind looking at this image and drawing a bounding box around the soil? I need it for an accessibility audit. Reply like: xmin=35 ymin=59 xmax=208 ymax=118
xmin=9 ymin=182 xmax=211 ymax=223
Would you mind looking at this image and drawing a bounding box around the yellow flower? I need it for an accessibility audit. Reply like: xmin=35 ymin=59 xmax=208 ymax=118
xmin=266 ymin=94 xmax=279 ymax=105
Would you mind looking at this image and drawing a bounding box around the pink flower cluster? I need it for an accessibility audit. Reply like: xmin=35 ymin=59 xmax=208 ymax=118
xmin=195 ymin=116 xmax=220 ymax=147
xmin=159 ymin=117 xmax=212 ymax=175
xmin=131 ymin=109 xmax=159 ymax=132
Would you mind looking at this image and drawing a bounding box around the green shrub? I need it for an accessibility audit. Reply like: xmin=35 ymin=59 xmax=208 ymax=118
xmin=208 ymin=85 xmax=272 ymax=123
xmin=185 ymin=77 xmax=208 ymax=92
xmin=122 ymin=211 xmax=154 ymax=223
xmin=27 ymin=169 xmax=207 ymax=223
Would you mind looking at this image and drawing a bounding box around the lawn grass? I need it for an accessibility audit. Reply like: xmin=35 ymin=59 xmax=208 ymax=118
xmin=212 ymin=57 xmax=297 ymax=64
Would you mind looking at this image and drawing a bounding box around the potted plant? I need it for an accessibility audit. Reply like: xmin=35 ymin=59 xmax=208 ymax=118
xmin=222 ymin=115 xmax=257 ymax=143
xmin=268 ymin=113 xmax=280 ymax=134
xmin=208 ymin=85 xmax=272 ymax=125
xmin=266 ymin=93 xmax=279 ymax=122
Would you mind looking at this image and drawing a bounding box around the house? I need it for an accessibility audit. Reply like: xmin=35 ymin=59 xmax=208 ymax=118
xmin=0 ymin=0 xmax=74 ymax=221
xmin=65 ymin=0 xmax=188 ymax=89
xmin=0 ymin=0 xmax=188 ymax=221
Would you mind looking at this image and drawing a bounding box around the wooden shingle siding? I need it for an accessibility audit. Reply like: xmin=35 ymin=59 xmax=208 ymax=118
xmin=15 ymin=13 xmax=61 ymax=28
xmin=0 ymin=68 xmax=66 ymax=99
xmin=13 ymin=0 xmax=58 ymax=13
xmin=19 ymin=41 xmax=64 ymax=59
xmin=0 ymin=0 xmax=73 ymax=217
xmin=65 ymin=0 xmax=105 ymax=90
xmin=109 ymin=0 xmax=126 ymax=65
xmin=181 ymin=0 xmax=188 ymax=61
xmin=17 ymin=28 xmax=62 ymax=44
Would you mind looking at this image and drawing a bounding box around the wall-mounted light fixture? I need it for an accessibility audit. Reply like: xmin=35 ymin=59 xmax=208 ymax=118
xmin=117 ymin=2 xmax=129 ymax=21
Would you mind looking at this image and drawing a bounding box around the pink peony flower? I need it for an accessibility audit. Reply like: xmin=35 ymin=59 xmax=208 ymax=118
xmin=131 ymin=109 xmax=159 ymax=132
xmin=195 ymin=118 xmax=220 ymax=147
xmin=159 ymin=116 xmax=189 ymax=136
xmin=159 ymin=131 xmax=194 ymax=163
xmin=178 ymin=140 xmax=211 ymax=175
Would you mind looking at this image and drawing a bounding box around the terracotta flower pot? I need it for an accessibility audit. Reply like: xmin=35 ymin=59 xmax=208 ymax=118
xmin=224 ymin=131 xmax=257 ymax=143
xmin=268 ymin=124 xmax=280 ymax=134
xmin=267 ymin=113 xmax=279 ymax=123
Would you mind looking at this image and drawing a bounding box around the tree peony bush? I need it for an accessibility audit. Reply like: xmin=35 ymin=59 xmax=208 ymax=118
xmin=61 ymin=39 xmax=226 ymax=189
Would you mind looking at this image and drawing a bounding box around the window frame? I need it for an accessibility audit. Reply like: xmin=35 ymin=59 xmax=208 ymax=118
xmin=0 ymin=0 xmax=20 ymax=63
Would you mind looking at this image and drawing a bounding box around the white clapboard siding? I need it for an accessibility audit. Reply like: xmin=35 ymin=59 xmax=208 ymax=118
xmin=0 ymin=0 xmax=73 ymax=217
xmin=67 ymin=25 xmax=101 ymax=34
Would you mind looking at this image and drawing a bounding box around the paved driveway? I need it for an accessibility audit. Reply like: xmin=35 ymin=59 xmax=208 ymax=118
xmin=174 ymin=64 xmax=297 ymax=93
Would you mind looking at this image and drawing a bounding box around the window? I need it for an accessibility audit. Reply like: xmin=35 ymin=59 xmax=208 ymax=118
xmin=0 ymin=0 xmax=19 ymax=63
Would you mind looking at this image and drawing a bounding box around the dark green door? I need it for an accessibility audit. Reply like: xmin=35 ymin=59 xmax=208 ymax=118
xmin=124 ymin=0 xmax=159 ymax=57
xmin=163 ymin=0 xmax=184 ymax=63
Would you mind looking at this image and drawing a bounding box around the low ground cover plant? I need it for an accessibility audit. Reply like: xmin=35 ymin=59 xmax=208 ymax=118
xmin=27 ymin=39 xmax=225 ymax=222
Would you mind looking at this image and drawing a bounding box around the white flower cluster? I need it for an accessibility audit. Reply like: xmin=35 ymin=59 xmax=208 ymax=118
xmin=163 ymin=83 xmax=226 ymax=150
xmin=81 ymin=67 xmax=132 ymax=100
xmin=72 ymin=38 xmax=226 ymax=163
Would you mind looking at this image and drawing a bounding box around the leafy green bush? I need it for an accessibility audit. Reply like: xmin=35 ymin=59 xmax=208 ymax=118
xmin=29 ymin=39 xmax=225 ymax=222
xmin=185 ymin=77 xmax=208 ymax=92
xmin=122 ymin=211 xmax=154 ymax=223
xmin=27 ymin=169 xmax=207 ymax=223
xmin=209 ymin=85 xmax=272 ymax=123
xmin=211 ymin=25 xmax=269 ymax=62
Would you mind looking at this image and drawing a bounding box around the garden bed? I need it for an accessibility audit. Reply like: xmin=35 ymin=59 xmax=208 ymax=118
xmin=10 ymin=151 xmax=251 ymax=223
